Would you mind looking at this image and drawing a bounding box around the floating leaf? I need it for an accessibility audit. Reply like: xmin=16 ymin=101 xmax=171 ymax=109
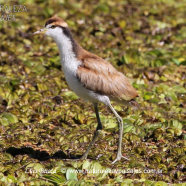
xmin=66 ymin=168 xmax=78 ymax=181
xmin=0 ymin=112 xmax=18 ymax=125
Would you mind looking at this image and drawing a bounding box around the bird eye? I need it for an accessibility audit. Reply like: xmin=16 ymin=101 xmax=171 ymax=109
xmin=50 ymin=25 xmax=56 ymax=29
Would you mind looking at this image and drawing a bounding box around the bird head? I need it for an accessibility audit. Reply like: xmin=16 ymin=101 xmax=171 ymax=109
xmin=33 ymin=15 xmax=69 ymax=39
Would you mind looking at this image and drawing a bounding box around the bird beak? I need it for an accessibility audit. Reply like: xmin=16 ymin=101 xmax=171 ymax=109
xmin=33 ymin=28 xmax=47 ymax=35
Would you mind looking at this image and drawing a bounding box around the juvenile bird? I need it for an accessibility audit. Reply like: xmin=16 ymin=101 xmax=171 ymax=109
xmin=34 ymin=16 xmax=138 ymax=164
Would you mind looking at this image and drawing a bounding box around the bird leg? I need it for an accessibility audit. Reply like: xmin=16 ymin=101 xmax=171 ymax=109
xmin=80 ymin=103 xmax=102 ymax=160
xmin=107 ymin=102 xmax=129 ymax=164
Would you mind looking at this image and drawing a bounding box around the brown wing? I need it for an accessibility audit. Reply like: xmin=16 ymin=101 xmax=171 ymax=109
xmin=76 ymin=51 xmax=138 ymax=101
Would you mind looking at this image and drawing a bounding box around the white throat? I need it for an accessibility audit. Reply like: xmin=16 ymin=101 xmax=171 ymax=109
xmin=54 ymin=33 xmax=75 ymax=62
xmin=49 ymin=28 xmax=82 ymax=91
xmin=50 ymin=29 xmax=81 ymax=72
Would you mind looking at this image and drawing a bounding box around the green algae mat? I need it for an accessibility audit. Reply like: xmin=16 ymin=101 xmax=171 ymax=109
xmin=0 ymin=0 xmax=185 ymax=185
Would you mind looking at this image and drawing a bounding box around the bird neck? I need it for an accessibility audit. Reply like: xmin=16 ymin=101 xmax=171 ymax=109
xmin=53 ymin=30 xmax=81 ymax=63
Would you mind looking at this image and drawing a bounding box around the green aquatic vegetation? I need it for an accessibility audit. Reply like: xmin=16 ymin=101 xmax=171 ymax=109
xmin=0 ymin=0 xmax=185 ymax=185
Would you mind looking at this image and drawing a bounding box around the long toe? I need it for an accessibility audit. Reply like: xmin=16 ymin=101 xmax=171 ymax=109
xmin=111 ymin=154 xmax=129 ymax=164
xmin=121 ymin=155 xmax=129 ymax=161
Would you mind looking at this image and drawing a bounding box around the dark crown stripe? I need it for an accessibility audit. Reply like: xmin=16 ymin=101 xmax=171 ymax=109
xmin=45 ymin=18 xmax=59 ymax=27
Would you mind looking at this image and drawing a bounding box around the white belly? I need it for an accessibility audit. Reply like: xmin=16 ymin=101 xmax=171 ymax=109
xmin=65 ymin=71 xmax=95 ymax=101
xmin=64 ymin=70 xmax=110 ymax=105
xmin=62 ymin=59 xmax=100 ymax=103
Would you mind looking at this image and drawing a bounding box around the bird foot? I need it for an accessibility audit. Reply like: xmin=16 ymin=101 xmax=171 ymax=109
xmin=111 ymin=154 xmax=129 ymax=164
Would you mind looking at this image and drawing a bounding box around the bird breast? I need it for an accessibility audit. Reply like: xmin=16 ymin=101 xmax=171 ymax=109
xmin=61 ymin=57 xmax=99 ymax=102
